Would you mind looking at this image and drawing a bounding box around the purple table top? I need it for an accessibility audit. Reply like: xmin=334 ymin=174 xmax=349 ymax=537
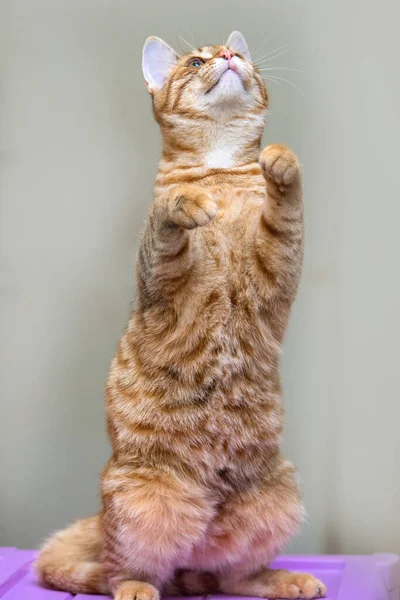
xmin=0 ymin=549 xmax=399 ymax=600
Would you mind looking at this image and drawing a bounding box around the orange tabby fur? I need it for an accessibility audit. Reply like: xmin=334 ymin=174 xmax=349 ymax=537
xmin=36 ymin=32 xmax=326 ymax=600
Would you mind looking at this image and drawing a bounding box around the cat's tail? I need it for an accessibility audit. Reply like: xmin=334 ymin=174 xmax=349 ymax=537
xmin=35 ymin=515 xmax=109 ymax=595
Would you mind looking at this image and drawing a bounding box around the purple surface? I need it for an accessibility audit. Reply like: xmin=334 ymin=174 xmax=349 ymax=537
xmin=0 ymin=549 xmax=398 ymax=600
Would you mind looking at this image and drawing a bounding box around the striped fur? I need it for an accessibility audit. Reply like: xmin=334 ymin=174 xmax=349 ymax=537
xmin=36 ymin=34 xmax=326 ymax=600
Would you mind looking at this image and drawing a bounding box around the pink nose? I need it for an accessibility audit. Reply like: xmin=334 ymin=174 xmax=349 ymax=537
xmin=220 ymin=49 xmax=234 ymax=60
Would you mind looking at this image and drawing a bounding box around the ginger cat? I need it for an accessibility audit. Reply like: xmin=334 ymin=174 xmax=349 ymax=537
xmin=36 ymin=32 xmax=326 ymax=600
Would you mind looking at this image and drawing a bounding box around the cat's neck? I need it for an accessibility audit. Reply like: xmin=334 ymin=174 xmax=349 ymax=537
xmin=158 ymin=111 xmax=266 ymax=172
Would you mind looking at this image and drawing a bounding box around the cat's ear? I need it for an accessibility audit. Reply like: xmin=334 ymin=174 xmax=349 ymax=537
xmin=142 ymin=36 xmax=178 ymax=93
xmin=226 ymin=31 xmax=251 ymax=62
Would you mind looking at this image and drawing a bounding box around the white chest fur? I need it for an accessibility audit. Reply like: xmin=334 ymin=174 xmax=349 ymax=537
xmin=204 ymin=146 xmax=234 ymax=169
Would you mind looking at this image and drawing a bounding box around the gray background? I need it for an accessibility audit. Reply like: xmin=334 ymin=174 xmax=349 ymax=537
xmin=1 ymin=0 xmax=399 ymax=553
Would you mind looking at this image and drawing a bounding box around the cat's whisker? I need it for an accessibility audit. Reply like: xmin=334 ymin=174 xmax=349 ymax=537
xmin=258 ymin=67 xmax=305 ymax=74
xmin=253 ymin=44 xmax=288 ymax=61
xmin=191 ymin=30 xmax=201 ymax=50
xmin=251 ymin=41 xmax=268 ymax=60
xmin=254 ymin=45 xmax=290 ymax=64
xmin=263 ymin=74 xmax=303 ymax=95
xmin=256 ymin=49 xmax=292 ymax=67
xmin=176 ymin=32 xmax=197 ymax=53
xmin=263 ymin=76 xmax=282 ymax=88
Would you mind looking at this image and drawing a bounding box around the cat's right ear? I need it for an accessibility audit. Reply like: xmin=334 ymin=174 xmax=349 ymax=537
xmin=142 ymin=37 xmax=178 ymax=94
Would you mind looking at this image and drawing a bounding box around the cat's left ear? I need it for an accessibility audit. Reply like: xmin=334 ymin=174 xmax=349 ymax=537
xmin=142 ymin=36 xmax=179 ymax=93
xmin=226 ymin=31 xmax=251 ymax=62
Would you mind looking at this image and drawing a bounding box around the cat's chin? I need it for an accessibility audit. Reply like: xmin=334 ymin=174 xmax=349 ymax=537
xmin=220 ymin=69 xmax=242 ymax=86
xmin=206 ymin=70 xmax=244 ymax=104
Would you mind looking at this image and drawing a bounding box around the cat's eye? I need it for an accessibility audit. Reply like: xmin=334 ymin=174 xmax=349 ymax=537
xmin=186 ymin=57 xmax=205 ymax=68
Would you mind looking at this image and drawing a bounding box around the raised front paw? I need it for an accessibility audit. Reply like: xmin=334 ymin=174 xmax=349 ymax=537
xmin=260 ymin=144 xmax=301 ymax=187
xmin=168 ymin=185 xmax=217 ymax=229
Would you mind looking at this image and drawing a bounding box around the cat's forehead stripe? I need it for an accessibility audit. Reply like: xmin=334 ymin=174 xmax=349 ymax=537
xmin=198 ymin=45 xmax=220 ymax=59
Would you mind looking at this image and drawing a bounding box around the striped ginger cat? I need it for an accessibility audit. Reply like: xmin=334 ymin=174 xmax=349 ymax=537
xmin=36 ymin=31 xmax=326 ymax=600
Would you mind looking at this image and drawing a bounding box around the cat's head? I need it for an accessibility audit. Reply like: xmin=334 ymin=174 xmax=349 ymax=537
xmin=142 ymin=32 xmax=268 ymax=122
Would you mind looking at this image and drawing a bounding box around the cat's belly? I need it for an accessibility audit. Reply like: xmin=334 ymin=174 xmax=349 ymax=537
xmin=108 ymin=229 xmax=285 ymax=484
xmin=108 ymin=305 xmax=283 ymax=476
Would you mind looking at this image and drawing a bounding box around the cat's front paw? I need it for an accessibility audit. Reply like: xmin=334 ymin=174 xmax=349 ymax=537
xmin=260 ymin=144 xmax=300 ymax=187
xmin=168 ymin=185 xmax=217 ymax=229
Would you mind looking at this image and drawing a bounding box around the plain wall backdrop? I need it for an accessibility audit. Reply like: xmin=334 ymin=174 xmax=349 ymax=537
xmin=1 ymin=0 xmax=399 ymax=552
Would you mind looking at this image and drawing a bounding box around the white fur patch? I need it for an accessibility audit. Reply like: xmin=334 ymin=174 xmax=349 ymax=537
xmin=204 ymin=147 xmax=234 ymax=169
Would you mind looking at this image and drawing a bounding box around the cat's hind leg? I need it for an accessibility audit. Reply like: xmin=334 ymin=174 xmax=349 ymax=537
xmin=197 ymin=459 xmax=326 ymax=599
xmin=101 ymin=463 xmax=214 ymax=600
xmin=221 ymin=568 xmax=326 ymax=599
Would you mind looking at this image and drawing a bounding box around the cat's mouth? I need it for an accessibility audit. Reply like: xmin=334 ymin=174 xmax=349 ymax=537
xmin=205 ymin=67 xmax=241 ymax=95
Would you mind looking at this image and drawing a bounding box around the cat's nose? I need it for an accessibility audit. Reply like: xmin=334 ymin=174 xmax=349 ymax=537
xmin=220 ymin=49 xmax=235 ymax=60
